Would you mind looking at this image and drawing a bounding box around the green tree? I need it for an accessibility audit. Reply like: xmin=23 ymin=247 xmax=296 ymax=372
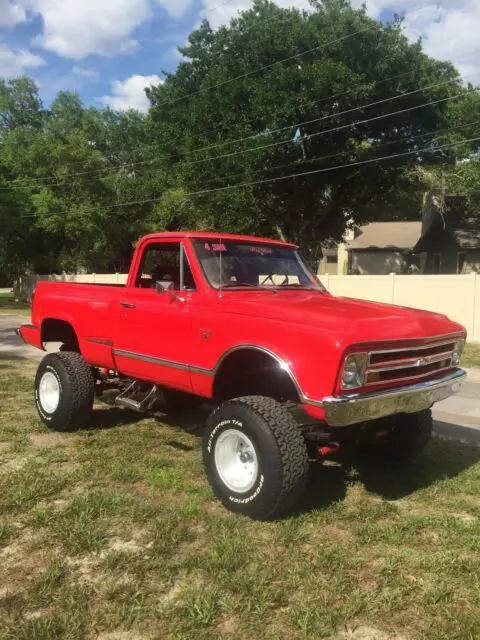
xmin=147 ymin=0 xmax=464 ymax=250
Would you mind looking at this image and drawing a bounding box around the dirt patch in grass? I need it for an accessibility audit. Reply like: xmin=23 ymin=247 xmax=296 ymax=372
xmin=29 ymin=432 xmax=69 ymax=448
xmin=1 ymin=358 xmax=480 ymax=640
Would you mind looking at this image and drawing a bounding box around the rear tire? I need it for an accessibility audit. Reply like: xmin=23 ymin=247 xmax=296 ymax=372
xmin=34 ymin=352 xmax=94 ymax=432
xmin=357 ymin=409 xmax=433 ymax=463
xmin=203 ymin=396 xmax=309 ymax=519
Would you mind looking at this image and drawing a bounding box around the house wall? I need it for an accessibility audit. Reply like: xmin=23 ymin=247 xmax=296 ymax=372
xmin=317 ymin=257 xmax=338 ymax=275
xmin=319 ymin=273 xmax=480 ymax=342
xmin=349 ymin=250 xmax=417 ymax=275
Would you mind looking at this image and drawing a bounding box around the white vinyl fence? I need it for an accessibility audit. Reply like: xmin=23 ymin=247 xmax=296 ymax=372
xmin=14 ymin=272 xmax=480 ymax=342
xmin=14 ymin=273 xmax=128 ymax=304
xmin=319 ymin=273 xmax=480 ymax=342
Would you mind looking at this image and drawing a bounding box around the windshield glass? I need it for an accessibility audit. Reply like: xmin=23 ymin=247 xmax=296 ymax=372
xmin=193 ymin=240 xmax=323 ymax=290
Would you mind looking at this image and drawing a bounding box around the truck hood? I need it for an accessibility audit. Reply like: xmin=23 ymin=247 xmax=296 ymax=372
xmin=221 ymin=290 xmax=463 ymax=346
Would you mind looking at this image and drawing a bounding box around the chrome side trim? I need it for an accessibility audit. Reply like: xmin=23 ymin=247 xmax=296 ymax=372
xmin=322 ymin=369 xmax=466 ymax=427
xmin=85 ymin=337 xmax=114 ymax=346
xmin=112 ymin=344 xmax=307 ymax=398
xmin=112 ymin=348 xmax=212 ymax=375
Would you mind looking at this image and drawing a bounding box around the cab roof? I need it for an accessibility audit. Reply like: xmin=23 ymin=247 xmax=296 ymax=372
xmin=139 ymin=231 xmax=297 ymax=248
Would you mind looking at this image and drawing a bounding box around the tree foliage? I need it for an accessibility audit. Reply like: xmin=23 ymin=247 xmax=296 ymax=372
xmin=0 ymin=0 xmax=478 ymax=281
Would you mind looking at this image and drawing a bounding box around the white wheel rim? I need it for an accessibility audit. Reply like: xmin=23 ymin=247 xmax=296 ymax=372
xmin=39 ymin=371 xmax=60 ymax=414
xmin=214 ymin=429 xmax=259 ymax=493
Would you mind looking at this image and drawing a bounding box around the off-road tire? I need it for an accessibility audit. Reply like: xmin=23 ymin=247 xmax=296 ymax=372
xmin=34 ymin=352 xmax=95 ymax=432
xmin=203 ymin=396 xmax=309 ymax=519
xmin=357 ymin=409 xmax=433 ymax=463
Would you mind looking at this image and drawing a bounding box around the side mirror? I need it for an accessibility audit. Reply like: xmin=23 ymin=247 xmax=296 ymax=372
xmin=155 ymin=280 xmax=174 ymax=294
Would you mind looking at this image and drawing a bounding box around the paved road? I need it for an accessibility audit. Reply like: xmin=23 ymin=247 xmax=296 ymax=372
xmin=1 ymin=314 xmax=478 ymax=444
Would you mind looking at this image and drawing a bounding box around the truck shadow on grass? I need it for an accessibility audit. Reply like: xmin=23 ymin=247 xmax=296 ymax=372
xmin=299 ymin=440 xmax=480 ymax=513
xmin=88 ymin=402 xmax=480 ymax=515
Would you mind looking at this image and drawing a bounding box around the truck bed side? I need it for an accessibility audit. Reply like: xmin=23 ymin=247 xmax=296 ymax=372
xmin=30 ymin=281 xmax=124 ymax=369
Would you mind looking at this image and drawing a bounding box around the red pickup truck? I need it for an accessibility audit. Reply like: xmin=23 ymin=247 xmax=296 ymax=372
xmin=19 ymin=232 xmax=466 ymax=519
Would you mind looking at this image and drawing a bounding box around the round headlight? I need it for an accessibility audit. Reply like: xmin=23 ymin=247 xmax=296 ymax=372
xmin=452 ymin=340 xmax=465 ymax=366
xmin=341 ymin=354 xmax=367 ymax=390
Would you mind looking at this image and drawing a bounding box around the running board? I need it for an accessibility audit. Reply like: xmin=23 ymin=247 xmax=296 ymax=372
xmin=114 ymin=381 xmax=160 ymax=412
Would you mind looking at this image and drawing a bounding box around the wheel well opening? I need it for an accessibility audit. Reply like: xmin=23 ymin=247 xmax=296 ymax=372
xmin=41 ymin=319 xmax=79 ymax=351
xmin=212 ymin=349 xmax=301 ymax=404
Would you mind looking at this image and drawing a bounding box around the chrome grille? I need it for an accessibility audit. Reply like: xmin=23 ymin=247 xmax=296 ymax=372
xmin=364 ymin=339 xmax=457 ymax=387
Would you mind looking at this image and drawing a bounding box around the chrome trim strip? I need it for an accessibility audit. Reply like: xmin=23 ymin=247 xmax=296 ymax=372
xmin=113 ymin=348 xmax=212 ymax=375
xmin=368 ymin=351 xmax=454 ymax=372
xmin=112 ymin=344 xmax=306 ymax=396
xmin=322 ymin=369 xmax=466 ymax=427
xmin=364 ymin=365 xmax=453 ymax=387
xmin=367 ymin=336 xmax=459 ymax=358
xmin=86 ymin=337 xmax=113 ymax=347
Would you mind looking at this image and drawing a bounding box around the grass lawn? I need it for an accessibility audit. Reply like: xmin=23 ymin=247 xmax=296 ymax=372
xmin=0 ymin=360 xmax=479 ymax=639
xmin=0 ymin=291 xmax=30 ymax=317
xmin=463 ymin=342 xmax=480 ymax=369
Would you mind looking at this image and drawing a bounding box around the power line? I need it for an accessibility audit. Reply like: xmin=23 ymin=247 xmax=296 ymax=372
xmin=147 ymin=0 xmax=444 ymax=108
xmin=3 ymin=81 xmax=476 ymax=193
xmin=3 ymin=14 xmax=475 ymax=183
xmin=177 ymin=90 xmax=476 ymax=168
xmin=182 ymin=120 xmax=480 ymax=188
xmin=11 ymin=135 xmax=478 ymax=222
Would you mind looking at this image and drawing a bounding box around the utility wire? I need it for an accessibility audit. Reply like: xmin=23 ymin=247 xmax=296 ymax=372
xmin=177 ymin=90 xmax=477 ymax=168
xmin=146 ymin=0 xmax=444 ymax=108
xmin=10 ymin=135 xmax=478 ymax=222
xmin=3 ymin=22 xmax=475 ymax=183
xmin=2 ymin=81 xmax=476 ymax=192
xmin=182 ymin=120 xmax=480 ymax=188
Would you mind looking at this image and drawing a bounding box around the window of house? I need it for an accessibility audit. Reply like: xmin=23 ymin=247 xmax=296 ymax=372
xmin=135 ymin=243 xmax=196 ymax=290
xmin=432 ymin=253 xmax=442 ymax=274
xmin=457 ymin=252 xmax=467 ymax=274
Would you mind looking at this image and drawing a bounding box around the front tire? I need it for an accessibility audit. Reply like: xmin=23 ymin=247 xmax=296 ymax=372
xmin=34 ymin=352 xmax=94 ymax=432
xmin=357 ymin=409 xmax=433 ymax=463
xmin=203 ymin=396 xmax=309 ymax=519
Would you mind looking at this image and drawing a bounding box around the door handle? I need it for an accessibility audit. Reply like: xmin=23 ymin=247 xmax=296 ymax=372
xmin=120 ymin=301 xmax=136 ymax=309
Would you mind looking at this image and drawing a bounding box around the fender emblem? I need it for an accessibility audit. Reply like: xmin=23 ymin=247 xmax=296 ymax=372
xmin=199 ymin=328 xmax=213 ymax=342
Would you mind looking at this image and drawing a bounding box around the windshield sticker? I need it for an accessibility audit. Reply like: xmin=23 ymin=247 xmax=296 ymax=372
xmin=248 ymin=246 xmax=273 ymax=255
xmin=204 ymin=242 xmax=227 ymax=252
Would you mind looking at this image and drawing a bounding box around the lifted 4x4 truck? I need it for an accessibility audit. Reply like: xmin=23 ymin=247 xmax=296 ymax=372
xmin=19 ymin=232 xmax=466 ymax=519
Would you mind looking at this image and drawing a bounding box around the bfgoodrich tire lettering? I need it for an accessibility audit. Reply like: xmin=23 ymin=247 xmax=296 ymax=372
xmin=34 ymin=352 xmax=94 ymax=432
xmin=203 ymin=396 xmax=309 ymax=519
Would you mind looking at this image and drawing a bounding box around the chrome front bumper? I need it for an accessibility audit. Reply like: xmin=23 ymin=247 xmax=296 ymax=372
xmin=322 ymin=369 xmax=466 ymax=427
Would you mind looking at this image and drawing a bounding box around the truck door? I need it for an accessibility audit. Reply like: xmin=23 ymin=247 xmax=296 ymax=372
xmin=113 ymin=240 xmax=198 ymax=391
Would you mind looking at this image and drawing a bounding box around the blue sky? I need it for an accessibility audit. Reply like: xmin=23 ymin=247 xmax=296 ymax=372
xmin=1 ymin=0 xmax=479 ymax=112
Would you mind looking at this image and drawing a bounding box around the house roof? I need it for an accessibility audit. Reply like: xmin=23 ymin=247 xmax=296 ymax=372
xmin=347 ymin=222 xmax=422 ymax=250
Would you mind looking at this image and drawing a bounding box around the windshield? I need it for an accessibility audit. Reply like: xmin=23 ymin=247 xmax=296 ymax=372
xmin=193 ymin=240 xmax=323 ymax=290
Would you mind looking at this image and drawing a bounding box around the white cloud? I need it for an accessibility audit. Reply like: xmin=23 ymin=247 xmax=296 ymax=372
xmin=155 ymin=0 xmax=191 ymax=20
xmin=100 ymin=74 xmax=162 ymax=112
xmin=72 ymin=66 xmax=99 ymax=78
xmin=0 ymin=42 xmax=45 ymax=78
xmin=16 ymin=0 xmax=193 ymax=59
xmin=18 ymin=0 xmax=151 ymax=59
xmin=0 ymin=0 xmax=27 ymax=27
